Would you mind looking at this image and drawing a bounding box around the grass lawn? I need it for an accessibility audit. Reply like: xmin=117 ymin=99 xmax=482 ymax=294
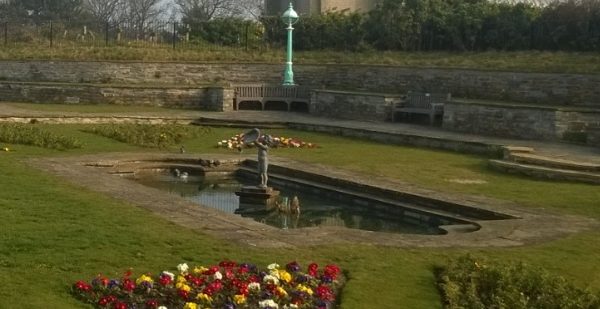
xmin=1 ymin=124 xmax=599 ymax=308
xmin=1 ymin=45 xmax=599 ymax=74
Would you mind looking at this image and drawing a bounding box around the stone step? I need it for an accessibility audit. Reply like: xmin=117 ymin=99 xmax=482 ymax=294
xmin=488 ymin=159 xmax=600 ymax=185
xmin=502 ymin=145 xmax=535 ymax=155
xmin=509 ymin=153 xmax=600 ymax=172
xmin=192 ymin=118 xmax=286 ymax=129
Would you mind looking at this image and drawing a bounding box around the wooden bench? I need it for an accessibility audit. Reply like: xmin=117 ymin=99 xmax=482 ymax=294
xmin=391 ymin=92 xmax=451 ymax=125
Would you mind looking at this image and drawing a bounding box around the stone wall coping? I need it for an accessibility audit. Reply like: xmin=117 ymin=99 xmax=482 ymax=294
xmin=0 ymin=80 xmax=228 ymax=89
xmin=450 ymin=99 xmax=600 ymax=113
xmin=312 ymin=88 xmax=404 ymax=98
xmin=2 ymin=59 xmax=598 ymax=76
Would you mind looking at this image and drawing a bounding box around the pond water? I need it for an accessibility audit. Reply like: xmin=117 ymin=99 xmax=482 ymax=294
xmin=135 ymin=173 xmax=443 ymax=235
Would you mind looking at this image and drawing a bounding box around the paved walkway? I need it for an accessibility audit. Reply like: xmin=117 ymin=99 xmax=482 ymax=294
xmin=1 ymin=104 xmax=599 ymax=164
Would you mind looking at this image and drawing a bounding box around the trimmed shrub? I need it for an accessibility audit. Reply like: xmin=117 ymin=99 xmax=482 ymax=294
xmin=436 ymin=255 xmax=600 ymax=309
xmin=82 ymin=124 xmax=210 ymax=149
xmin=0 ymin=123 xmax=82 ymax=150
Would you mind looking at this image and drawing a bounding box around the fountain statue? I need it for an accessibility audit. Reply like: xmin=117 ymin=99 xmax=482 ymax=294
xmin=234 ymin=129 xmax=280 ymax=210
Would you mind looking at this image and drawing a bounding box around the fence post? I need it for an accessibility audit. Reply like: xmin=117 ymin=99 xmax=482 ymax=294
xmin=172 ymin=22 xmax=176 ymax=50
xmin=49 ymin=21 xmax=53 ymax=47
xmin=105 ymin=21 xmax=109 ymax=46
xmin=4 ymin=22 xmax=7 ymax=46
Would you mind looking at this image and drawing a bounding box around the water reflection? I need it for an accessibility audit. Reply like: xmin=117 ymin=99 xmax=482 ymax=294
xmin=135 ymin=174 xmax=442 ymax=235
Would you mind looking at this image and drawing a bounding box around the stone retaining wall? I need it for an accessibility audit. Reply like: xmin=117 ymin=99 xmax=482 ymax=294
xmin=0 ymin=82 xmax=233 ymax=111
xmin=0 ymin=60 xmax=599 ymax=106
xmin=586 ymin=126 xmax=600 ymax=147
xmin=309 ymin=89 xmax=402 ymax=122
xmin=443 ymin=101 xmax=600 ymax=146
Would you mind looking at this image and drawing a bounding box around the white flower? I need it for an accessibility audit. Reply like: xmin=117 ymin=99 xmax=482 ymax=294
xmin=158 ymin=306 xmax=168 ymax=309
xmin=267 ymin=263 xmax=280 ymax=270
xmin=269 ymin=269 xmax=280 ymax=278
xmin=214 ymin=271 xmax=223 ymax=280
xmin=177 ymin=263 xmax=189 ymax=274
xmin=263 ymin=274 xmax=279 ymax=285
xmin=248 ymin=282 xmax=261 ymax=291
xmin=283 ymin=305 xmax=298 ymax=309
xmin=259 ymin=299 xmax=279 ymax=309
xmin=161 ymin=271 xmax=175 ymax=280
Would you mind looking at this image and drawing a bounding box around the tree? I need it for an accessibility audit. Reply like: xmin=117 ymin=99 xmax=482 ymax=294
xmin=239 ymin=0 xmax=263 ymax=19
xmin=175 ymin=0 xmax=237 ymax=23
xmin=127 ymin=0 xmax=162 ymax=29
xmin=83 ymin=0 xmax=121 ymax=23
xmin=2 ymin=0 xmax=84 ymax=23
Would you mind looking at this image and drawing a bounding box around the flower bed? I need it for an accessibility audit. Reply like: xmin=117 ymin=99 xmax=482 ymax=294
xmin=217 ymin=133 xmax=318 ymax=150
xmin=73 ymin=261 xmax=343 ymax=309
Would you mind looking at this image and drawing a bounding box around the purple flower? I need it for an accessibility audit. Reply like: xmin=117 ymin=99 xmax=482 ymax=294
xmin=320 ymin=275 xmax=333 ymax=283
xmin=286 ymin=261 xmax=301 ymax=272
xmin=260 ymin=291 xmax=273 ymax=299
xmin=223 ymin=303 xmax=235 ymax=309
xmin=315 ymin=299 xmax=329 ymax=309
xmin=108 ymin=279 xmax=120 ymax=288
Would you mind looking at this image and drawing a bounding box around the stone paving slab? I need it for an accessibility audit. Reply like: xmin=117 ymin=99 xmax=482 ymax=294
xmin=26 ymin=153 xmax=599 ymax=249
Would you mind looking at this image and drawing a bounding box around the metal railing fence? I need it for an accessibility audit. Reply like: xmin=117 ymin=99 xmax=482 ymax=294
xmin=0 ymin=20 xmax=271 ymax=51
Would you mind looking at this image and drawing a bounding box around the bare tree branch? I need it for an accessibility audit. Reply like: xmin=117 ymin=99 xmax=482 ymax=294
xmin=83 ymin=0 xmax=121 ymax=22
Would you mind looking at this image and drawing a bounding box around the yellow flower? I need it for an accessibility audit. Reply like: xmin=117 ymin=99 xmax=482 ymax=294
xmin=197 ymin=293 xmax=212 ymax=303
xmin=276 ymin=286 xmax=288 ymax=296
xmin=193 ymin=266 xmax=208 ymax=274
xmin=177 ymin=275 xmax=187 ymax=283
xmin=278 ymin=270 xmax=292 ymax=283
xmin=177 ymin=283 xmax=191 ymax=292
xmin=183 ymin=302 xmax=198 ymax=309
xmin=135 ymin=274 xmax=154 ymax=285
xmin=297 ymin=284 xmax=314 ymax=295
xmin=234 ymin=294 xmax=246 ymax=304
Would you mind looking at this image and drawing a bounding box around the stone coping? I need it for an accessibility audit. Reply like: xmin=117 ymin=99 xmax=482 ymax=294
xmin=2 ymin=59 xmax=598 ymax=75
xmin=27 ymin=153 xmax=599 ymax=248
xmin=311 ymin=88 xmax=404 ymax=97
xmin=451 ymin=99 xmax=600 ymax=113
xmin=0 ymin=80 xmax=228 ymax=89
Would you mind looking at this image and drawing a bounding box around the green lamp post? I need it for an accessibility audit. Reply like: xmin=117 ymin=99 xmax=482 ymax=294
xmin=281 ymin=2 xmax=299 ymax=86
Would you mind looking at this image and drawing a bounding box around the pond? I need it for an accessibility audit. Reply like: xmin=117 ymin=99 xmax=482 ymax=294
xmin=135 ymin=173 xmax=444 ymax=235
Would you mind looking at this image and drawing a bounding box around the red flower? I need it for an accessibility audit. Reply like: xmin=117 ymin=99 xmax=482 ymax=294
xmin=123 ymin=269 xmax=133 ymax=278
xmin=237 ymin=265 xmax=250 ymax=274
xmin=98 ymin=296 xmax=112 ymax=307
xmin=308 ymin=263 xmax=319 ymax=277
xmin=189 ymin=276 xmax=205 ymax=286
xmin=122 ymin=278 xmax=136 ymax=292
xmin=324 ymin=264 xmax=341 ymax=279
xmin=74 ymin=280 xmax=92 ymax=292
xmin=178 ymin=289 xmax=189 ymax=299
xmin=208 ymin=279 xmax=223 ymax=292
xmin=159 ymin=274 xmax=172 ymax=286
xmin=113 ymin=301 xmax=127 ymax=309
xmin=219 ymin=260 xmax=237 ymax=268
xmin=316 ymin=284 xmax=335 ymax=301
xmin=203 ymin=266 xmax=219 ymax=275
xmin=145 ymin=299 xmax=159 ymax=308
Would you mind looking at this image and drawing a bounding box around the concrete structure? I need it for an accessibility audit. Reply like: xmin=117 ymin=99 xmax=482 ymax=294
xmin=265 ymin=0 xmax=380 ymax=15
